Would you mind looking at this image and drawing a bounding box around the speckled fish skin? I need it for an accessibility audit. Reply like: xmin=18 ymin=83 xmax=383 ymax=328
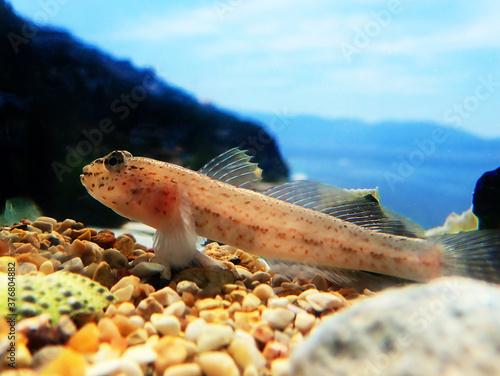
xmin=80 ymin=150 xmax=444 ymax=282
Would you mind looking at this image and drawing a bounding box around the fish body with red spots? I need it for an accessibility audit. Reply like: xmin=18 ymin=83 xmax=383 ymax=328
xmin=81 ymin=149 xmax=500 ymax=283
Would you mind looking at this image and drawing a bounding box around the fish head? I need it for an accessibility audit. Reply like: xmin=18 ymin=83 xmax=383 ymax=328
xmin=80 ymin=150 xmax=181 ymax=228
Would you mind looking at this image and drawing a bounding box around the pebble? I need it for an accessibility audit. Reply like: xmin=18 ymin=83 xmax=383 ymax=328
xmin=110 ymin=275 xmax=140 ymax=293
xmin=32 ymin=345 xmax=64 ymax=369
xmin=153 ymin=337 xmax=189 ymax=374
xmin=92 ymin=261 xmax=115 ymax=288
xmin=55 ymin=218 xmax=76 ymax=233
xmin=31 ymin=220 xmax=53 ymax=233
xmin=126 ymin=328 xmax=148 ymax=345
xmin=177 ymin=280 xmax=203 ymax=296
xmin=195 ymin=297 xmax=224 ymax=311
xmin=135 ymin=296 xmax=163 ymax=320
xmin=294 ymin=312 xmax=316 ymax=334
xmin=164 ymin=300 xmax=186 ymax=317
xmin=197 ymin=323 xmax=234 ymax=352
xmin=150 ymin=313 xmax=181 ymax=336
xmin=39 ymin=260 xmax=54 ymax=274
xmin=263 ymin=341 xmax=289 ymax=361
xmin=114 ymin=284 xmax=135 ymax=302
xmin=268 ymin=297 xmax=290 ymax=309
xmin=150 ymin=286 xmax=182 ymax=306
xmin=197 ymin=351 xmax=240 ymax=376
xmin=271 ymin=359 xmax=291 ymax=376
xmin=130 ymin=261 xmax=168 ymax=278
xmin=123 ymin=344 xmax=157 ymax=364
xmin=114 ymin=234 xmax=135 ymax=257
xmin=185 ymin=318 xmax=208 ymax=342
xmin=91 ymin=230 xmax=116 ymax=249
xmin=305 ymin=292 xmax=344 ymax=312
xmin=39 ymin=348 xmax=87 ymax=376
xmin=163 ymin=363 xmax=202 ymax=376
xmin=103 ymin=248 xmax=129 ymax=269
xmin=117 ymin=301 xmax=136 ymax=316
xmin=68 ymin=322 xmax=99 ymax=354
xmin=242 ymin=293 xmax=261 ymax=312
xmin=113 ymin=314 xmax=141 ymax=337
xmin=291 ymin=277 xmax=500 ymax=376
xmin=35 ymin=216 xmax=58 ymax=226
xmin=18 ymin=262 xmax=37 ymax=274
xmin=266 ymin=308 xmax=295 ymax=331
xmin=253 ymin=283 xmax=276 ymax=300
xmin=228 ymin=330 xmax=267 ymax=370
xmin=250 ymin=271 xmax=272 ymax=284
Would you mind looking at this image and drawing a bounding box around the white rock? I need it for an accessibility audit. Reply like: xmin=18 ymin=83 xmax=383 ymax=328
xmin=291 ymin=277 xmax=500 ymax=376
xmin=228 ymin=329 xmax=266 ymax=370
xmin=197 ymin=351 xmax=240 ymax=376
xmin=197 ymin=324 xmax=234 ymax=352
xmin=185 ymin=318 xmax=208 ymax=342
xmin=267 ymin=308 xmax=295 ymax=331
xmin=123 ymin=344 xmax=157 ymax=364
xmin=305 ymin=292 xmax=343 ymax=312
xmin=150 ymin=314 xmax=181 ymax=336
xmin=242 ymin=293 xmax=261 ymax=312
xmin=294 ymin=312 xmax=316 ymax=333
xmin=164 ymin=363 xmax=202 ymax=376
xmin=164 ymin=300 xmax=186 ymax=317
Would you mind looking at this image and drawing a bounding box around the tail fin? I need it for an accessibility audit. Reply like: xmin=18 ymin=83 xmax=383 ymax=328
xmin=434 ymin=230 xmax=500 ymax=283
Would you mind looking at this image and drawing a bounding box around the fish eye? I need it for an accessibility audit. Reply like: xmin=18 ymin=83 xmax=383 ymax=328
xmin=104 ymin=151 xmax=127 ymax=172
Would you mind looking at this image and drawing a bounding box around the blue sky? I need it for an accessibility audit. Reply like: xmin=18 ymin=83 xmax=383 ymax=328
xmin=8 ymin=0 xmax=500 ymax=137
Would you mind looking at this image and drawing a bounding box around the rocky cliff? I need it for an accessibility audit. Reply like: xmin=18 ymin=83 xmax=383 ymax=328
xmin=0 ymin=1 xmax=288 ymax=226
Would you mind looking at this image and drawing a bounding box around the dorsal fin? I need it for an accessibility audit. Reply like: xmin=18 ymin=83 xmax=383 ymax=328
xmin=265 ymin=181 xmax=425 ymax=238
xmin=198 ymin=148 xmax=262 ymax=189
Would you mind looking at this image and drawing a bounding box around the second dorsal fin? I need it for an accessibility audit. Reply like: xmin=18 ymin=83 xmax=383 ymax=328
xmin=198 ymin=148 xmax=262 ymax=189
xmin=265 ymin=181 xmax=425 ymax=238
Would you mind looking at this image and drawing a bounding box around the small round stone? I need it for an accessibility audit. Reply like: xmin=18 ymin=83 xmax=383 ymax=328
xmin=92 ymin=261 xmax=115 ymax=288
xmin=150 ymin=286 xmax=182 ymax=307
xmin=228 ymin=330 xmax=267 ymax=370
xmin=113 ymin=285 xmax=135 ymax=302
xmin=114 ymin=234 xmax=135 ymax=257
xmin=123 ymin=344 xmax=157 ymax=364
xmin=197 ymin=324 xmax=234 ymax=352
xmin=195 ymin=298 xmax=224 ymax=311
xmin=242 ymin=293 xmax=261 ymax=312
xmin=185 ymin=318 xmax=208 ymax=342
xmin=163 ymin=363 xmax=202 ymax=376
xmin=294 ymin=312 xmax=316 ymax=333
xmin=103 ymin=248 xmax=129 ymax=269
xmin=177 ymin=280 xmax=202 ymax=296
xmin=150 ymin=313 xmax=181 ymax=336
xmin=31 ymin=220 xmax=53 ymax=233
xmin=267 ymin=308 xmax=295 ymax=331
xmin=130 ymin=261 xmax=167 ymax=278
xmin=164 ymin=300 xmax=186 ymax=318
xmin=39 ymin=260 xmax=54 ymax=274
xmin=197 ymin=351 xmax=240 ymax=376
xmin=305 ymin=292 xmax=344 ymax=312
xmin=253 ymin=283 xmax=276 ymax=300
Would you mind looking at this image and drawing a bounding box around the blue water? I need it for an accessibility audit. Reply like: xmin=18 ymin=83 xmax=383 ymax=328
xmin=244 ymin=113 xmax=500 ymax=229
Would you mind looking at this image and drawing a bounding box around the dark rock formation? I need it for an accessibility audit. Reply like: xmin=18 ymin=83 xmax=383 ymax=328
xmin=0 ymin=1 xmax=288 ymax=226
xmin=473 ymin=167 xmax=500 ymax=230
